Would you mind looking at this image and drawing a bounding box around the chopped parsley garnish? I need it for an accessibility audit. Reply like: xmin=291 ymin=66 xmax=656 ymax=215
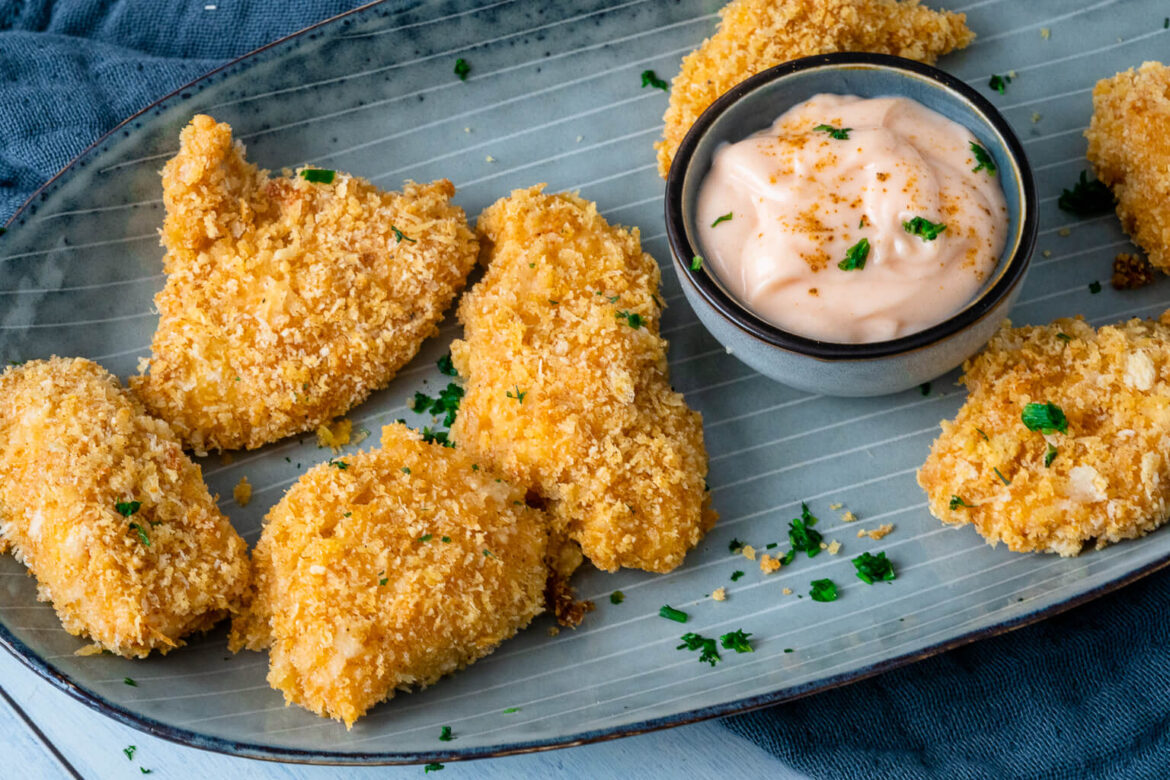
xmin=421 ymin=427 xmax=454 ymax=447
xmin=690 ymin=255 xmax=704 ymax=271
xmin=503 ymin=706 xmax=520 ymax=713
xmin=809 ymin=579 xmax=838 ymax=602
xmin=993 ymin=467 xmax=1012 ymax=486
xmin=328 ymin=459 xmax=348 ymax=470
xmin=1058 ymin=171 xmax=1114 ymax=217
xmin=659 ymin=605 xmax=688 ymax=623
xmin=141 ymin=770 xmax=152 ymax=776
xmin=454 ymin=57 xmax=470 ymax=80
xmin=128 ymin=523 xmax=151 ymax=547
xmin=418 ymin=534 xmax=433 ymax=543
xmin=483 ymin=549 xmax=495 ymax=558
xmin=425 ymin=763 xmax=445 ymax=773
xmin=1044 ymin=443 xmax=1058 ymax=468
xmin=115 ymin=501 xmax=141 ymax=517
xmin=414 ymin=382 xmax=464 ymax=426
xmin=949 ymin=495 xmax=977 ymax=510
xmin=1021 ymin=402 xmax=1068 ymax=434
xmin=728 ymin=538 xmax=745 ymax=554
xmin=123 ymin=677 xmax=137 ymax=686
xmin=441 ymin=536 xmax=451 ymax=543
xmin=975 ymin=427 xmax=990 ymax=441
xmin=640 ymin=69 xmax=669 ymax=91
xmin=379 ymin=575 xmax=388 ymax=586
xmin=920 ymin=382 xmax=931 ymax=397
xmin=970 ymin=142 xmax=997 ymax=175
xmin=719 ymin=629 xmax=753 ymax=653
xmin=506 ymin=385 xmax=527 ymax=403
xmin=780 ymin=549 xmax=796 ymax=566
xmin=1089 ymin=280 xmax=1102 ymax=294
xmin=439 ymin=725 xmax=453 ymax=742
xmin=730 ymin=570 xmax=745 ymax=582
xmin=903 ymin=216 xmax=947 ymax=241
xmin=711 ymin=212 xmax=733 ymax=228
xmin=852 ymin=551 xmax=896 ymax=584
xmin=392 ymin=225 xmax=417 ymax=244
xmin=813 ymin=123 xmax=851 ymax=140
xmin=988 ymin=73 xmax=1012 ymax=94
xmin=1056 ymin=332 xmax=1073 ymax=343
xmin=788 ymin=503 xmax=823 ymax=558
xmin=838 ymin=237 xmax=869 ymax=271
xmin=299 ymin=168 xmax=336 ymax=184
xmin=610 ymin=590 xmax=625 ymax=605
xmin=401 ymin=467 xmax=411 ymax=475
xmin=677 ymin=632 xmax=721 ymax=666
xmin=437 ymin=353 xmax=457 ymax=376
xmin=616 ymin=310 xmax=644 ymax=329
xmin=123 ymin=745 xmax=137 ymax=761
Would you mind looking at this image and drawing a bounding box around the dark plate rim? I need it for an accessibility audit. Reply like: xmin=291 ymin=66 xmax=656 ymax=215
xmin=0 ymin=0 xmax=1164 ymax=767
xmin=664 ymin=52 xmax=1039 ymax=360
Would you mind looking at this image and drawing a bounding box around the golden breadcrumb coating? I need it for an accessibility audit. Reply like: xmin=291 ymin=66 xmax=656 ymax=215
xmin=1086 ymin=62 xmax=1170 ymax=272
xmin=229 ymin=423 xmax=547 ymax=727
xmin=655 ymin=0 xmax=974 ymax=177
xmin=0 ymin=358 xmax=249 ymax=657
xmin=918 ymin=314 xmax=1170 ymax=556
xmin=449 ymin=186 xmax=714 ymax=573
xmin=131 ymin=115 xmax=479 ymax=453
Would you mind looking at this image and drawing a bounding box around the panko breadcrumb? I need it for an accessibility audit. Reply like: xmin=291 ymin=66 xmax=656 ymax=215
xmin=229 ymin=423 xmax=547 ymax=727
xmin=449 ymin=186 xmax=714 ymax=573
xmin=0 ymin=358 xmax=249 ymax=657
xmin=655 ymin=0 xmax=974 ymax=176
xmin=131 ymin=114 xmax=478 ymax=453
xmin=918 ymin=314 xmax=1170 ymax=556
xmin=1086 ymin=62 xmax=1170 ymax=272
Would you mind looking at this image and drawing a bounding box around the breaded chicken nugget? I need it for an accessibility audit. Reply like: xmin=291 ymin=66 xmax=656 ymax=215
xmin=656 ymin=0 xmax=974 ymax=177
xmin=449 ymin=186 xmax=714 ymax=573
xmin=0 ymin=358 xmax=249 ymax=657
xmin=131 ymin=115 xmax=479 ymax=453
xmin=229 ymin=423 xmax=547 ymax=727
xmin=918 ymin=314 xmax=1170 ymax=556
xmin=1087 ymin=61 xmax=1170 ymax=272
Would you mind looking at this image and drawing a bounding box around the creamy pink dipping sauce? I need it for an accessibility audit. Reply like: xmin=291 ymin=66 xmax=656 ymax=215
xmin=696 ymin=94 xmax=1009 ymax=343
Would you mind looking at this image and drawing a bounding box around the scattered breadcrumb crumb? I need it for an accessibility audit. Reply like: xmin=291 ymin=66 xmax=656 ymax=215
xmin=827 ymin=540 xmax=842 ymax=555
xmin=220 ymin=452 xmax=234 ymax=466
xmin=858 ymin=524 xmax=894 ymax=540
xmin=918 ymin=314 xmax=1170 ymax=555
xmin=316 ymin=419 xmax=353 ymax=451
xmin=1087 ymin=62 xmax=1170 ymax=273
xmin=131 ymin=115 xmax=478 ymax=453
xmin=829 ymin=502 xmax=843 ymax=510
xmin=759 ymin=554 xmax=781 ymax=574
xmin=547 ymin=626 xmax=560 ymax=637
xmin=485 ymin=155 xmax=496 ymax=163
xmin=741 ymin=544 xmax=757 ymax=561
xmin=74 ymin=643 xmax=104 ymax=657
xmin=1032 ymin=112 xmax=1042 ymax=123
xmin=1112 ymin=252 xmax=1157 ymax=290
xmin=1040 ymin=27 xmax=1050 ymax=39
xmin=782 ymin=587 xmax=793 ymax=595
xmin=1059 ymin=228 xmax=1071 ymax=236
xmin=1043 ymin=250 xmax=1053 ymax=258
xmin=656 ymin=0 xmax=974 ymax=176
xmin=712 ymin=587 xmax=727 ymax=601
xmin=233 ymin=476 xmax=252 ymax=507
xmin=350 ymin=427 xmax=370 ymax=446
xmin=842 ymin=511 xmax=858 ymax=523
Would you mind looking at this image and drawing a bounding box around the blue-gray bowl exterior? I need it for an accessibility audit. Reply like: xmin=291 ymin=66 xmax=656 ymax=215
xmin=666 ymin=54 xmax=1037 ymax=396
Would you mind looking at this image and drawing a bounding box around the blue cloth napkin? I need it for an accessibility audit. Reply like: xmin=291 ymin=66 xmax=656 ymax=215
xmin=1 ymin=2 xmax=1167 ymax=778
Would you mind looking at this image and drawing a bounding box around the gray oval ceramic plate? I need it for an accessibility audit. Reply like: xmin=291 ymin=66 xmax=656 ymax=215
xmin=2 ymin=0 xmax=1170 ymax=765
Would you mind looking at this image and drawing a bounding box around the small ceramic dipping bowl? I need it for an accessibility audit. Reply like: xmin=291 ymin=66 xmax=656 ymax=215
xmin=664 ymin=52 xmax=1037 ymax=397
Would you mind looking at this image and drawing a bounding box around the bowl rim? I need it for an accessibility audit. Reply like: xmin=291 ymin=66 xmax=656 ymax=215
xmin=664 ymin=51 xmax=1039 ymax=361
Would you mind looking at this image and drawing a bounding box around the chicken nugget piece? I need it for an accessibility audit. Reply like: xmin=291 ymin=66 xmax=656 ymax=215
xmin=0 ymin=358 xmax=249 ymax=657
xmin=449 ymin=185 xmax=714 ymax=573
xmin=918 ymin=314 xmax=1170 ymax=556
xmin=131 ymin=114 xmax=479 ymax=453
xmin=656 ymin=0 xmax=974 ymax=177
xmin=1086 ymin=61 xmax=1170 ymax=272
xmin=229 ymin=423 xmax=547 ymax=727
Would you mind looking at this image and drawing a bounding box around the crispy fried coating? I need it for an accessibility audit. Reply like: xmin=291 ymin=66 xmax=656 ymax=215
xmin=0 ymin=358 xmax=249 ymax=657
xmin=1087 ymin=61 xmax=1170 ymax=272
xmin=918 ymin=314 xmax=1170 ymax=556
xmin=131 ymin=115 xmax=479 ymax=453
xmin=229 ymin=423 xmax=547 ymax=727
xmin=655 ymin=0 xmax=974 ymax=177
xmin=449 ymin=186 xmax=714 ymax=573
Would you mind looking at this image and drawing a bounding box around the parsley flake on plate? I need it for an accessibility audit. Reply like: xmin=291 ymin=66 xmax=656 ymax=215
xmin=920 ymin=382 xmax=931 ymax=396
xmin=453 ymin=57 xmax=470 ymax=80
xmin=711 ymin=212 xmax=733 ymax=227
xmin=728 ymin=537 xmax=745 ymax=554
xmin=988 ymin=73 xmax=1012 ymax=94
xmin=809 ymin=578 xmax=838 ymax=602
xmin=903 ymin=216 xmax=947 ymax=241
xmin=970 ymin=141 xmax=997 ymax=175
xmin=852 ymin=551 xmax=896 ymax=584
xmin=123 ymin=745 xmax=137 ymax=761
xmin=299 ymin=168 xmax=335 ymax=184
xmin=1058 ymin=171 xmax=1114 ymax=217
xmin=1088 ymin=280 xmax=1102 ymax=294
xmin=719 ymin=629 xmax=753 ymax=653
xmin=610 ymin=590 xmax=625 ymax=605
xmin=425 ymin=762 xmax=445 ymax=773
xmin=813 ymin=123 xmax=851 ymax=140
xmin=838 ymin=237 xmax=869 ymax=271
xmin=437 ymin=353 xmax=457 ymax=376
xmin=788 ymin=503 xmax=823 ymax=558
xmin=730 ymin=570 xmax=745 ymax=582
xmin=503 ymin=706 xmax=521 ymax=713
xmin=1021 ymin=402 xmax=1068 ymax=434
xmin=640 ymin=69 xmax=668 ymax=91
xmin=677 ymin=632 xmax=721 ymax=666
xmin=439 ymin=725 xmax=454 ymax=742
xmin=123 ymin=676 xmax=137 ymax=687
xmin=659 ymin=605 xmax=688 ymax=623
xmin=690 ymin=255 xmax=704 ymax=271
